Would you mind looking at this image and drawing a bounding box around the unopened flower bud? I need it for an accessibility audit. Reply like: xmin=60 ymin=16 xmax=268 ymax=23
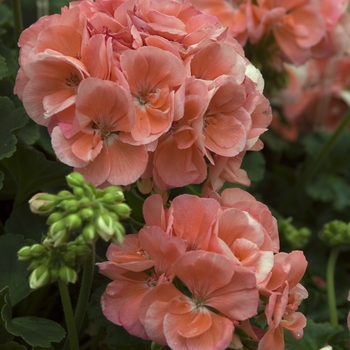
xmin=30 ymin=244 xmax=46 ymax=258
xmin=17 ymin=246 xmax=32 ymax=261
xmin=114 ymin=203 xmax=131 ymax=219
xmin=63 ymin=250 xmax=76 ymax=265
xmin=102 ymin=193 xmax=115 ymax=204
xmin=75 ymin=244 xmax=91 ymax=258
xmin=29 ymin=193 xmax=56 ymax=215
xmin=79 ymin=207 xmax=94 ymax=220
xmin=73 ymin=187 xmax=85 ymax=198
xmin=64 ymin=199 xmax=80 ymax=213
xmin=111 ymin=221 xmax=125 ymax=245
xmin=59 ymin=266 xmax=77 ymax=284
xmin=65 ymin=214 xmax=82 ymax=230
xmin=57 ymin=190 xmax=72 ymax=199
xmin=47 ymin=212 xmax=66 ymax=225
xmin=82 ymin=225 xmax=97 ymax=244
xmin=66 ymin=172 xmax=86 ymax=188
xmin=104 ymin=186 xmax=124 ymax=202
xmin=29 ymin=265 xmax=50 ymax=289
xmin=96 ymin=214 xmax=115 ymax=241
xmin=49 ymin=221 xmax=68 ymax=246
xmin=50 ymin=268 xmax=59 ymax=281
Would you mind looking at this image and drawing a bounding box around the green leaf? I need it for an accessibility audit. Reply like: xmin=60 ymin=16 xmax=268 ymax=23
xmin=5 ymin=202 xmax=48 ymax=242
xmin=0 ymin=341 xmax=27 ymax=350
xmin=2 ymin=289 xmax=66 ymax=347
xmin=17 ymin=121 xmax=41 ymax=146
xmin=87 ymin=284 xmax=110 ymax=327
xmin=285 ymin=319 xmax=344 ymax=350
xmin=105 ymin=324 xmax=151 ymax=349
xmin=0 ymin=42 xmax=18 ymax=78
xmin=0 ymin=54 xmax=7 ymax=79
xmin=241 ymin=151 xmax=266 ymax=183
xmin=0 ymin=97 xmax=28 ymax=161
xmin=306 ymin=174 xmax=350 ymax=211
xmin=1 ymin=142 xmax=72 ymax=207
xmin=0 ymin=234 xmax=35 ymax=306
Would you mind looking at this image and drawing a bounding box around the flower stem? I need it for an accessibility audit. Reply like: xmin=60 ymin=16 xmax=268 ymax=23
xmin=74 ymin=244 xmax=95 ymax=333
xmin=326 ymin=246 xmax=340 ymax=327
xmin=281 ymin=111 xmax=350 ymax=210
xmin=62 ymin=245 xmax=95 ymax=350
xmin=11 ymin=0 xmax=23 ymax=41
xmin=58 ymin=279 xmax=80 ymax=350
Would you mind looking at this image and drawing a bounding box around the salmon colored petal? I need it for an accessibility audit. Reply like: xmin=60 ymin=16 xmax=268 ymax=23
xmin=185 ymin=312 xmax=234 ymax=350
xmin=71 ymin=133 xmax=103 ymax=162
xmin=51 ymin=127 xmax=88 ymax=167
xmin=177 ymin=307 xmax=212 ymax=338
xmin=106 ymin=137 xmax=148 ymax=186
xmin=258 ymin=326 xmax=284 ymax=350
xmin=138 ymin=226 xmax=186 ymax=276
xmin=143 ymin=194 xmax=168 ymax=231
xmin=76 ymin=145 xmax=110 ymax=186
xmin=171 ymin=195 xmax=220 ymax=250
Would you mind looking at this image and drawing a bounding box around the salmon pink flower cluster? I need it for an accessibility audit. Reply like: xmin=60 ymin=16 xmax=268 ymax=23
xmin=271 ymin=56 xmax=350 ymax=139
xmin=98 ymin=188 xmax=308 ymax=350
xmin=190 ymin=0 xmax=350 ymax=65
xmin=14 ymin=0 xmax=272 ymax=191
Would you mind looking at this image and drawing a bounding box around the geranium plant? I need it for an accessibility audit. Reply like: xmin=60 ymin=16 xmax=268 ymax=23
xmin=0 ymin=0 xmax=349 ymax=349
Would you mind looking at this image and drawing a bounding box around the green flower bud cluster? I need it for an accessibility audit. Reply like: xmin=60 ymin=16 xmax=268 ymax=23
xmin=20 ymin=172 xmax=131 ymax=289
xmin=319 ymin=220 xmax=350 ymax=247
xmin=28 ymin=172 xmax=131 ymax=247
xmin=18 ymin=236 xmax=91 ymax=289
xmin=278 ymin=217 xmax=311 ymax=249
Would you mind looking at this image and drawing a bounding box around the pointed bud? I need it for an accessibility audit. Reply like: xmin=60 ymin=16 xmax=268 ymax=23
xmin=96 ymin=214 xmax=115 ymax=241
xmin=65 ymin=214 xmax=82 ymax=230
xmin=47 ymin=212 xmax=66 ymax=225
xmin=18 ymin=246 xmax=32 ymax=261
xmin=111 ymin=221 xmax=125 ymax=245
xmin=49 ymin=221 xmax=68 ymax=246
xmin=66 ymin=172 xmax=86 ymax=188
xmin=57 ymin=190 xmax=72 ymax=199
xmin=59 ymin=266 xmax=77 ymax=284
xmin=63 ymin=250 xmax=76 ymax=265
xmin=114 ymin=203 xmax=131 ymax=219
xmin=82 ymin=225 xmax=97 ymax=244
xmin=79 ymin=208 xmax=94 ymax=220
xmin=102 ymin=193 xmax=115 ymax=204
xmin=75 ymin=244 xmax=91 ymax=259
xmin=104 ymin=186 xmax=124 ymax=202
xmin=73 ymin=187 xmax=85 ymax=198
xmin=29 ymin=193 xmax=56 ymax=215
xmin=29 ymin=265 xmax=50 ymax=289
xmin=30 ymin=244 xmax=46 ymax=258
xmin=63 ymin=199 xmax=80 ymax=213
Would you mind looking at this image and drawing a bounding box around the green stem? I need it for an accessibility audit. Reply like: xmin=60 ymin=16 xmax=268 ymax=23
xmin=326 ymin=246 xmax=340 ymax=327
xmin=58 ymin=279 xmax=80 ymax=350
xmin=74 ymin=245 xmax=95 ymax=333
xmin=62 ymin=246 xmax=95 ymax=350
xmin=281 ymin=111 xmax=350 ymax=210
xmin=11 ymin=0 xmax=24 ymax=41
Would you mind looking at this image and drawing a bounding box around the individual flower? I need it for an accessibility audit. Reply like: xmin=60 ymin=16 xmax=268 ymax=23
xmin=258 ymin=251 xmax=308 ymax=350
xmin=51 ymin=77 xmax=148 ymax=186
xmin=119 ymin=46 xmax=187 ymax=143
xmin=140 ymin=250 xmax=259 ymax=350
xmin=98 ymin=226 xmax=187 ymax=339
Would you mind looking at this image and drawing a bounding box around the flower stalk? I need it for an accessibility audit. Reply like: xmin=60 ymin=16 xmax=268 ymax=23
xmin=11 ymin=0 xmax=23 ymax=41
xmin=326 ymin=246 xmax=340 ymax=327
xmin=58 ymin=279 xmax=80 ymax=350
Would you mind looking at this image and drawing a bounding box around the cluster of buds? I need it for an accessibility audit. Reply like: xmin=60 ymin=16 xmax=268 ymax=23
xmin=29 ymin=172 xmax=131 ymax=246
xmin=278 ymin=217 xmax=311 ymax=249
xmin=18 ymin=236 xmax=90 ymax=289
xmin=18 ymin=172 xmax=131 ymax=289
xmin=319 ymin=220 xmax=350 ymax=247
